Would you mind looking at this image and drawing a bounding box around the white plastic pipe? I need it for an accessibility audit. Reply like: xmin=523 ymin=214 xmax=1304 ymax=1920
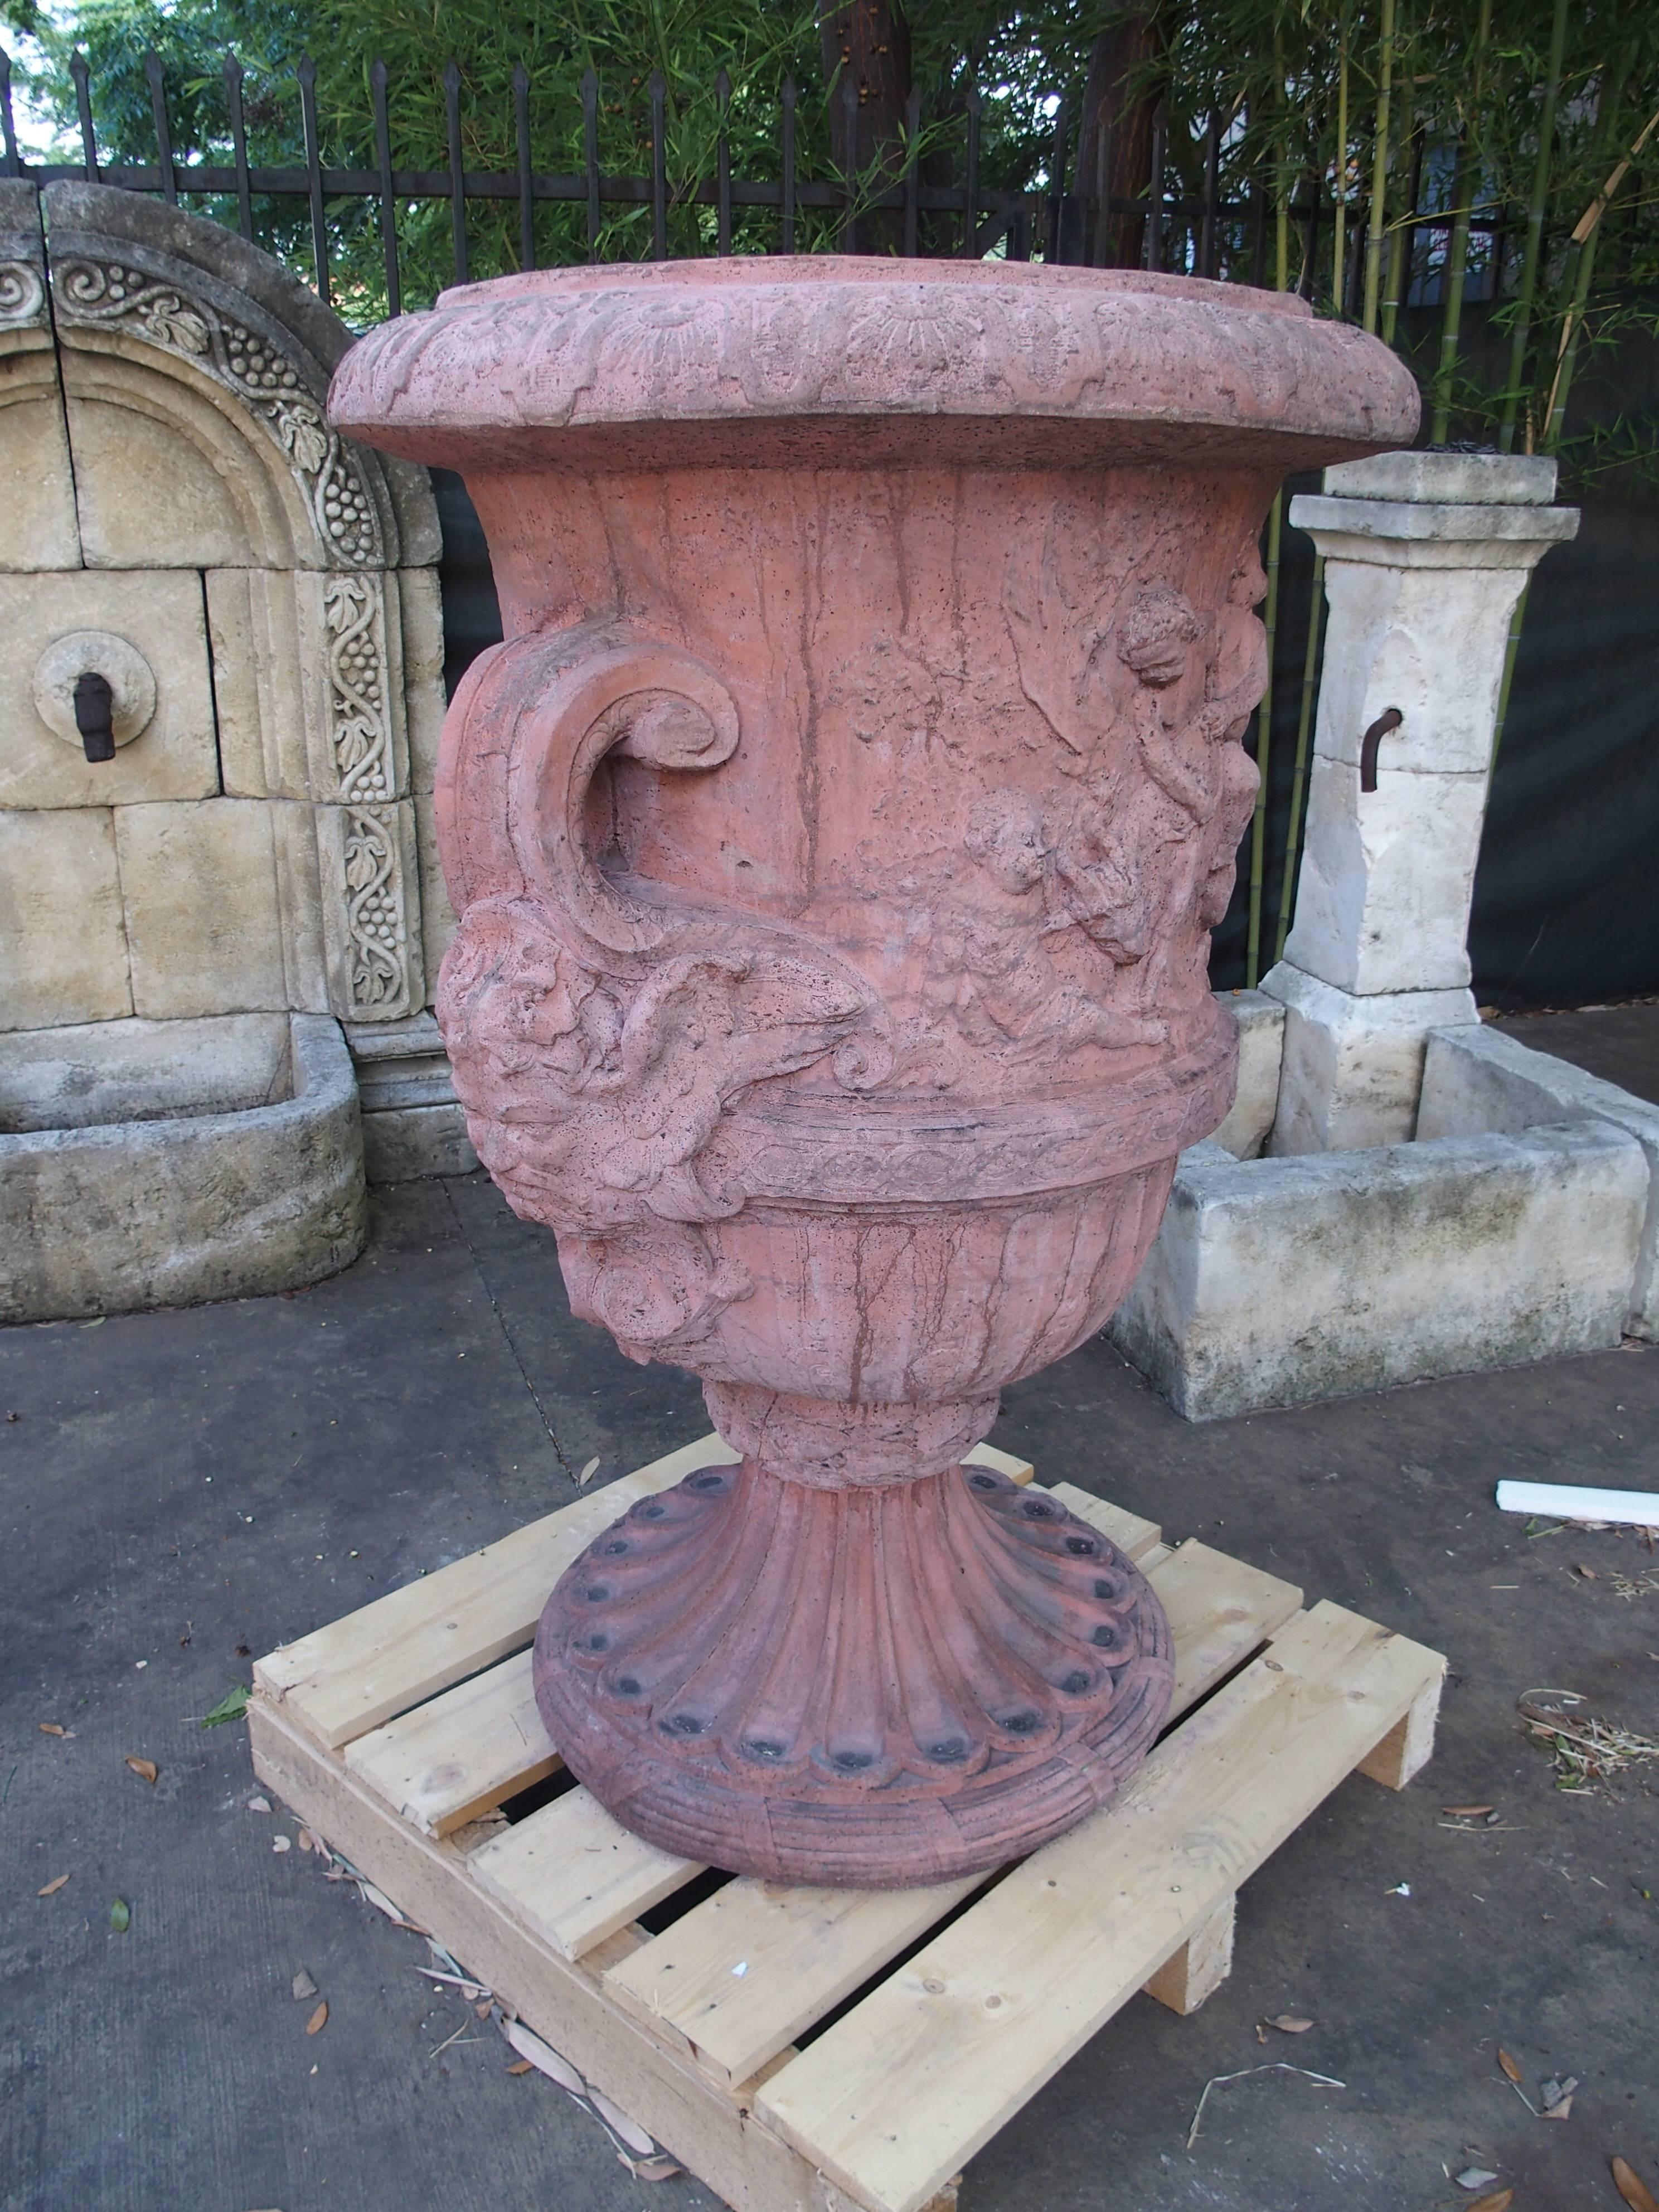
xmin=1496 ymin=1478 xmax=1659 ymax=1529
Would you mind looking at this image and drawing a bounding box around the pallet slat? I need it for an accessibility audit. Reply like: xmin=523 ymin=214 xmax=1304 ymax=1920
xmin=344 ymin=1649 xmax=560 ymax=1835
xmin=754 ymin=1602 xmax=1445 ymax=2212
xmin=1041 ymin=1481 xmax=1162 ymax=1560
xmin=470 ymin=1784 xmax=705 ymax=1961
xmin=600 ymin=1533 xmax=1300 ymax=2091
xmin=1152 ymin=1540 xmax=1303 ymax=1711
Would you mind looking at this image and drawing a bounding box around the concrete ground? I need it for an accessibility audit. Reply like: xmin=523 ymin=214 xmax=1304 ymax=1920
xmin=3 ymin=1167 xmax=1657 ymax=2212
xmin=1493 ymin=1001 xmax=1659 ymax=1107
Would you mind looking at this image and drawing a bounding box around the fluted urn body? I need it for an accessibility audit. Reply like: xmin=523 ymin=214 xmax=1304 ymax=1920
xmin=331 ymin=259 xmax=1417 ymax=1885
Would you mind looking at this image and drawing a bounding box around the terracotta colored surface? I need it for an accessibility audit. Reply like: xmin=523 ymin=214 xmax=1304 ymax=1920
xmin=330 ymin=259 xmax=1417 ymax=1886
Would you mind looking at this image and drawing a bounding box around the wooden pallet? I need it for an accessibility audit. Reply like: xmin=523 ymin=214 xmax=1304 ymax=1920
xmin=250 ymin=1434 xmax=1445 ymax=2212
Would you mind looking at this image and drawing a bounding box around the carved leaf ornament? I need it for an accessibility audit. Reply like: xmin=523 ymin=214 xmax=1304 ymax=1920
xmin=54 ymin=256 xmax=383 ymax=567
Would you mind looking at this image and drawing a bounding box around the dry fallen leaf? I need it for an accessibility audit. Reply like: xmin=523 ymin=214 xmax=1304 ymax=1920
xmin=505 ymin=2019 xmax=586 ymax=2096
xmin=295 ymin=1827 xmax=317 ymax=1853
xmin=1497 ymin=2047 xmax=1524 ymax=2084
xmin=1468 ymin=2193 xmax=1514 ymax=2212
xmin=246 ymin=1796 xmax=271 ymax=1814
xmin=1613 ymin=2155 xmax=1659 ymax=2212
xmin=305 ymin=2001 xmax=328 ymax=2036
xmin=37 ymin=1874 xmax=69 ymax=1896
xmin=125 ymin=1756 xmax=158 ymax=1784
xmin=578 ymin=1456 xmax=601 ymax=1487
xmin=627 ymin=2152 xmax=685 ymax=2182
xmin=1573 ymin=1564 xmax=1598 ymax=1579
xmin=589 ymin=2088 xmax=656 ymax=2156
xmin=1442 ymin=1803 xmax=1496 ymax=1818
xmin=507 ymin=2058 xmax=534 ymax=2076
xmin=37 ymin=1723 xmax=65 ymax=1737
xmin=292 ymin=1968 xmax=318 ymax=2002
xmin=1265 ymin=2014 xmax=1314 ymax=2034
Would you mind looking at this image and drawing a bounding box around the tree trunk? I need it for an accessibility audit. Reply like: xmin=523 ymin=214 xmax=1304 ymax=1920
xmin=1075 ymin=6 xmax=1169 ymax=269
xmin=818 ymin=1 xmax=913 ymax=253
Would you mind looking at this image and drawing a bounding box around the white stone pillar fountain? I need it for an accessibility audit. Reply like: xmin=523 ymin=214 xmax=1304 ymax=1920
xmin=1261 ymin=452 xmax=1578 ymax=1154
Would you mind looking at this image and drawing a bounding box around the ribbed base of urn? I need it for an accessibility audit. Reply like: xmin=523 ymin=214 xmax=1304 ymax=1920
xmin=531 ymin=1457 xmax=1173 ymax=1888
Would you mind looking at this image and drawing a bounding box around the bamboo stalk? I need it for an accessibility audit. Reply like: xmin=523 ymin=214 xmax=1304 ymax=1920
xmin=1361 ymin=0 xmax=1395 ymax=332
xmin=1428 ymin=0 xmax=1491 ymax=443
xmin=1497 ymin=0 xmax=1568 ymax=450
xmin=1381 ymin=124 xmax=1423 ymax=348
xmin=1542 ymin=97 xmax=1659 ymax=450
xmin=1245 ymin=492 xmax=1284 ymax=988
xmin=1274 ymin=19 xmax=1290 ymax=293
xmin=1331 ymin=19 xmax=1349 ymax=314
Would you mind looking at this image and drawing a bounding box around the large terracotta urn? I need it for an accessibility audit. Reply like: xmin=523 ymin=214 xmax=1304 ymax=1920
xmin=331 ymin=259 xmax=1417 ymax=1886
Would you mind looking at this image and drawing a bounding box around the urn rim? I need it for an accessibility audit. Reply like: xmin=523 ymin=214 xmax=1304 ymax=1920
xmin=328 ymin=252 xmax=1421 ymax=474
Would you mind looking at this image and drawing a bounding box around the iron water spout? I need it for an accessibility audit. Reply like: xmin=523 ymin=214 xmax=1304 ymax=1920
xmin=72 ymin=671 xmax=116 ymax=762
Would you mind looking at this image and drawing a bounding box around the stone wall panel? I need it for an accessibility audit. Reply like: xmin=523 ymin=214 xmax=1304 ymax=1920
xmin=0 ymin=806 xmax=133 ymax=1030
xmin=0 ymin=178 xmax=81 ymax=572
xmin=0 ymin=568 xmax=219 ymax=809
xmin=115 ymin=797 xmax=290 ymax=1017
xmin=208 ymin=568 xmax=413 ymax=804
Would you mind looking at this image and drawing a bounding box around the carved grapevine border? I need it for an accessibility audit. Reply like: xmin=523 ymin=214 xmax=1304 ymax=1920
xmin=341 ymin=804 xmax=410 ymax=1013
xmin=323 ymin=574 xmax=394 ymax=802
xmin=52 ymin=257 xmax=384 ymax=567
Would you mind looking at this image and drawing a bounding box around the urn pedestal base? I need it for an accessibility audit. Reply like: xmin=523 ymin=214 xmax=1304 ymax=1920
xmin=532 ymin=1454 xmax=1174 ymax=1888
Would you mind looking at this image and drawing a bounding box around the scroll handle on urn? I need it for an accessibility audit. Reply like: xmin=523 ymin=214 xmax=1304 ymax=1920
xmin=499 ymin=627 xmax=741 ymax=957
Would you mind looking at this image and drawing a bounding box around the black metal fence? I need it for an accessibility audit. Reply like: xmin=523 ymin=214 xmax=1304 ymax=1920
xmin=0 ymin=44 xmax=1514 ymax=316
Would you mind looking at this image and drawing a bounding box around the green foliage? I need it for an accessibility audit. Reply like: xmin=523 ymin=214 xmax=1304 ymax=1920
xmin=200 ymin=1681 xmax=250 ymax=1727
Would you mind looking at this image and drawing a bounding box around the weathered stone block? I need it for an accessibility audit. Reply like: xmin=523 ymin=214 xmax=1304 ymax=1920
xmin=1323 ymin=449 xmax=1561 ymax=508
xmin=0 ymin=807 xmax=132 ymax=1030
xmin=1210 ymin=989 xmax=1284 ymax=1159
xmin=344 ymin=1008 xmax=477 ymax=1181
xmin=361 ymin=1102 xmax=478 ymax=1183
xmin=1108 ymin=1119 xmax=1647 ymax=1421
xmin=0 ymin=1010 xmax=366 ymax=1320
xmin=62 ymin=353 xmax=289 ymax=570
xmin=1262 ymin=961 xmax=1477 ymax=1153
xmin=0 ymin=180 xmax=81 ymax=571
xmin=399 ymin=566 xmax=448 ymax=795
xmin=115 ymin=798 xmax=292 ymax=1017
xmin=1420 ymin=1022 xmax=1659 ymax=1338
xmin=1282 ymin=751 xmax=1491 ymax=997
xmin=208 ymin=567 xmax=413 ymax=803
xmin=413 ymin=787 xmax=457 ymax=990
xmin=0 ymin=568 xmax=219 ymax=809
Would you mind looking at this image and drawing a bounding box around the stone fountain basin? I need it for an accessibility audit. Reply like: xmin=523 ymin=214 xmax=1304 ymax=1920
xmin=1111 ymin=997 xmax=1659 ymax=1418
xmin=0 ymin=1012 xmax=365 ymax=1321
